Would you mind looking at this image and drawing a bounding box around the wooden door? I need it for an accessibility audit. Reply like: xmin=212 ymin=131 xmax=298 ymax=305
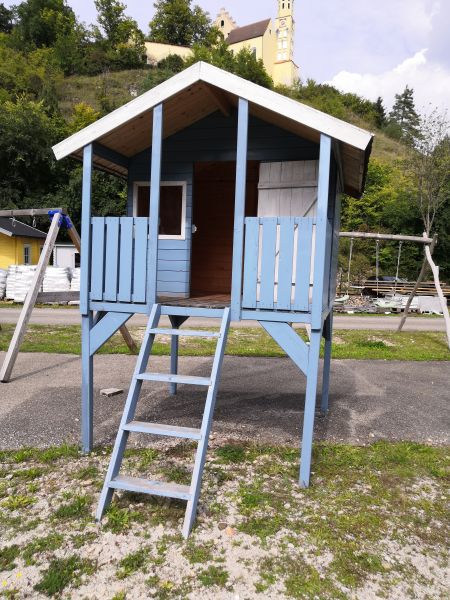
xmin=191 ymin=161 xmax=258 ymax=295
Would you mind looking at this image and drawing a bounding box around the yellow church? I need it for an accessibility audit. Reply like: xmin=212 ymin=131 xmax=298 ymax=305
xmin=145 ymin=0 xmax=299 ymax=87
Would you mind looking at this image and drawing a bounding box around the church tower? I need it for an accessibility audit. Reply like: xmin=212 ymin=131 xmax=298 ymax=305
xmin=273 ymin=0 xmax=298 ymax=86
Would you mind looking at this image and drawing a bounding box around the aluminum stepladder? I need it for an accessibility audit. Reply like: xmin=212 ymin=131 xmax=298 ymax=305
xmin=96 ymin=303 xmax=231 ymax=538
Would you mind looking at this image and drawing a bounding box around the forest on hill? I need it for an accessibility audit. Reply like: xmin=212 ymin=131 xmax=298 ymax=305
xmin=0 ymin=0 xmax=449 ymax=282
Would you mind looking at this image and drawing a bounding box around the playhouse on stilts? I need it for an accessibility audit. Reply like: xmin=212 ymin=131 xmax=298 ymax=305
xmin=53 ymin=62 xmax=373 ymax=537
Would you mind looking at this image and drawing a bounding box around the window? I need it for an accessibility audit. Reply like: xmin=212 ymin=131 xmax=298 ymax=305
xmin=252 ymin=47 xmax=257 ymax=56
xmin=278 ymin=41 xmax=282 ymax=49
xmin=133 ymin=181 xmax=187 ymax=239
xmin=220 ymin=19 xmax=224 ymax=27
xmin=277 ymin=52 xmax=282 ymax=61
xmin=23 ymin=245 xmax=31 ymax=265
xmin=282 ymin=39 xmax=287 ymax=48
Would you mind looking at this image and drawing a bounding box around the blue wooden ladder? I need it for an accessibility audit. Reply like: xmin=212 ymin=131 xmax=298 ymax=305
xmin=96 ymin=303 xmax=231 ymax=538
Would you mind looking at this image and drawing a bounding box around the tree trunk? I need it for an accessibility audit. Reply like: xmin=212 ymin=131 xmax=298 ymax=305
xmin=397 ymin=234 xmax=437 ymax=332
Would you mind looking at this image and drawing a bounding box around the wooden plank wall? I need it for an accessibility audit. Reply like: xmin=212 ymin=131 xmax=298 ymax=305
xmin=127 ymin=110 xmax=319 ymax=297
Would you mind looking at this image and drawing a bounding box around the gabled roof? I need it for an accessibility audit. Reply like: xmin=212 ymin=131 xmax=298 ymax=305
xmin=52 ymin=62 xmax=374 ymax=197
xmin=226 ymin=18 xmax=271 ymax=45
xmin=0 ymin=217 xmax=46 ymax=239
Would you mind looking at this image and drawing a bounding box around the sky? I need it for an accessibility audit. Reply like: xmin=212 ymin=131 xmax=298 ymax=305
xmin=5 ymin=0 xmax=450 ymax=112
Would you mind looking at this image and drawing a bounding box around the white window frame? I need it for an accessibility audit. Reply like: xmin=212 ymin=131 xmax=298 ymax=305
xmin=133 ymin=180 xmax=187 ymax=240
xmin=23 ymin=244 xmax=31 ymax=265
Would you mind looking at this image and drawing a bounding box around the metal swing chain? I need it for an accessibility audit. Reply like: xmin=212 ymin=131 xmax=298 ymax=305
xmin=393 ymin=241 xmax=403 ymax=296
xmin=375 ymin=239 xmax=380 ymax=297
xmin=347 ymin=237 xmax=354 ymax=289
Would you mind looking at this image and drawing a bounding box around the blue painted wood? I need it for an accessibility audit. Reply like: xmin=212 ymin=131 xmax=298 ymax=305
xmin=183 ymin=306 xmax=231 ymax=538
xmin=96 ymin=303 xmax=161 ymax=521
xmin=241 ymin=309 xmax=311 ymax=323
xmin=147 ymin=103 xmax=163 ymax=306
xmin=299 ymin=328 xmax=322 ymax=488
xmin=137 ymin=373 xmax=211 ymax=385
xmin=90 ymin=218 xmax=105 ymax=301
xmin=259 ymin=217 xmax=277 ymax=310
xmin=132 ymin=217 xmax=149 ymax=303
xmin=242 ymin=218 xmax=259 ymax=309
xmin=230 ymin=98 xmax=249 ymax=321
xmin=259 ymin=321 xmax=309 ymax=375
xmin=157 ymin=270 xmax=190 ymax=283
xmin=118 ymin=217 xmax=133 ymax=302
xmin=81 ymin=144 xmax=93 ymax=315
xmin=157 ymin=281 xmax=188 ymax=293
xmin=168 ymin=314 xmax=188 ymax=396
xmin=93 ymin=142 xmax=129 ymax=170
xmin=161 ymin=305 xmax=225 ymax=318
xmin=293 ymin=218 xmax=313 ymax=312
xmin=311 ymin=134 xmax=332 ymax=329
xmin=158 ymin=260 xmax=189 ymax=271
xmin=276 ymin=218 xmax=295 ymax=311
xmin=104 ymin=217 xmax=120 ymax=302
xmin=123 ymin=421 xmax=201 ymax=439
xmin=91 ymin=301 xmax=149 ymax=314
xmin=110 ymin=475 xmax=191 ymax=500
xmin=321 ymin=312 xmax=333 ymax=413
xmin=90 ymin=312 xmax=132 ymax=356
xmin=81 ymin=313 xmax=93 ymax=452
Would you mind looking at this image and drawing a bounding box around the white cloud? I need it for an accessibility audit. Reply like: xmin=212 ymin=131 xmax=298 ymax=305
xmin=326 ymin=49 xmax=450 ymax=114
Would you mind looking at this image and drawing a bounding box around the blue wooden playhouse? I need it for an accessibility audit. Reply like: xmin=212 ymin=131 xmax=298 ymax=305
xmin=53 ymin=62 xmax=373 ymax=537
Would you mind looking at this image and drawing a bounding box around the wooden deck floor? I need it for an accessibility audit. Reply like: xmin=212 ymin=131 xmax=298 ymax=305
xmin=157 ymin=293 xmax=231 ymax=309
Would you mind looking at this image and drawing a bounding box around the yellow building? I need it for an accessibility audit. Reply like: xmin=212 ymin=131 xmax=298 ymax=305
xmin=145 ymin=0 xmax=299 ymax=87
xmin=216 ymin=0 xmax=299 ymax=86
xmin=0 ymin=218 xmax=45 ymax=269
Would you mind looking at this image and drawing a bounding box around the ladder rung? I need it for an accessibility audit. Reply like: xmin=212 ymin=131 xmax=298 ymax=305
xmin=123 ymin=420 xmax=202 ymax=440
xmin=137 ymin=373 xmax=211 ymax=386
xmin=110 ymin=475 xmax=192 ymax=500
xmin=148 ymin=328 xmax=220 ymax=338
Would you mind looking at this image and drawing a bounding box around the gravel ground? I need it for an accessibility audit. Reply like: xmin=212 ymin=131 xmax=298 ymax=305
xmin=0 ymin=440 xmax=448 ymax=599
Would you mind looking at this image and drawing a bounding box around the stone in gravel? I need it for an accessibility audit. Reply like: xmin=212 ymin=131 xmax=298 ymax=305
xmin=100 ymin=388 xmax=123 ymax=397
xmin=225 ymin=526 xmax=236 ymax=537
xmin=218 ymin=522 xmax=227 ymax=530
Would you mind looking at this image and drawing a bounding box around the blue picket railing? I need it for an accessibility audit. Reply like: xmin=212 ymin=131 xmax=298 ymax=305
xmin=242 ymin=216 xmax=316 ymax=312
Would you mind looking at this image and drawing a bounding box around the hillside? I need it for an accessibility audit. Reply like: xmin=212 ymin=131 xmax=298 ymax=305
xmin=56 ymin=68 xmax=406 ymax=164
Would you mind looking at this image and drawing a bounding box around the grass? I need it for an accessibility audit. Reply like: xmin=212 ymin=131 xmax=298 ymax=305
xmin=34 ymin=555 xmax=96 ymax=596
xmin=0 ymin=441 xmax=448 ymax=598
xmin=0 ymin=324 xmax=448 ymax=360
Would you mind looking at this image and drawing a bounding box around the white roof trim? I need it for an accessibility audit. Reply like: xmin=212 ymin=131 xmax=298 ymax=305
xmin=0 ymin=227 xmax=13 ymax=237
xmin=52 ymin=62 xmax=373 ymax=161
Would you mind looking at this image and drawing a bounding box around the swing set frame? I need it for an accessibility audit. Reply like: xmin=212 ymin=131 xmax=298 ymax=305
xmin=0 ymin=208 xmax=137 ymax=383
xmin=339 ymin=230 xmax=450 ymax=349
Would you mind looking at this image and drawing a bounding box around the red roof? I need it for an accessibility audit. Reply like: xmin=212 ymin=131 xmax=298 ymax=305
xmin=226 ymin=19 xmax=271 ymax=45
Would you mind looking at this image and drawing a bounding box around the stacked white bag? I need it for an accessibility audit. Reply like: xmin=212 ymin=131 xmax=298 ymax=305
xmin=70 ymin=267 xmax=80 ymax=291
xmin=13 ymin=265 xmax=37 ymax=303
xmin=42 ymin=266 xmax=71 ymax=293
xmin=0 ymin=269 xmax=7 ymax=299
xmin=5 ymin=265 xmax=17 ymax=300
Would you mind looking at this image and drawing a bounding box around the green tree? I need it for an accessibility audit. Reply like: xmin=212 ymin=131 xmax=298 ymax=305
xmin=0 ymin=3 xmax=13 ymax=33
xmin=388 ymin=85 xmax=420 ymax=144
xmin=374 ymin=96 xmax=386 ymax=128
xmin=148 ymin=0 xmax=217 ymax=47
xmin=13 ymin=0 xmax=76 ymax=48
xmin=94 ymin=0 xmax=146 ymax=70
xmin=0 ymin=98 xmax=64 ymax=208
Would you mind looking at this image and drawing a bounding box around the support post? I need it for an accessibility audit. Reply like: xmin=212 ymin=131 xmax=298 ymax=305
xmin=0 ymin=211 xmax=61 ymax=382
xmin=147 ymin=103 xmax=163 ymax=306
xmin=424 ymin=240 xmax=450 ymax=349
xmin=299 ymin=329 xmax=321 ymax=488
xmin=299 ymin=133 xmax=331 ymax=487
xmin=80 ymin=144 xmax=94 ymax=452
xmin=321 ymin=312 xmax=333 ymax=413
xmin=397 ymin=235 xmax=437 ymax=332
xmin=311 ymin=134 xmax=332 ymax=330
xmin=230 ymin=98 xmax=249 ymax=322
xmin=168 ymin=315 xmax=188 ymax=395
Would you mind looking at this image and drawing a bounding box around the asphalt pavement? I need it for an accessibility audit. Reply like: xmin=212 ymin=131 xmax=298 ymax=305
xmin=0 ymin=352 xmax=448 ymax=449
xmin=0 ymin=307 xmax=446 ymax=331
